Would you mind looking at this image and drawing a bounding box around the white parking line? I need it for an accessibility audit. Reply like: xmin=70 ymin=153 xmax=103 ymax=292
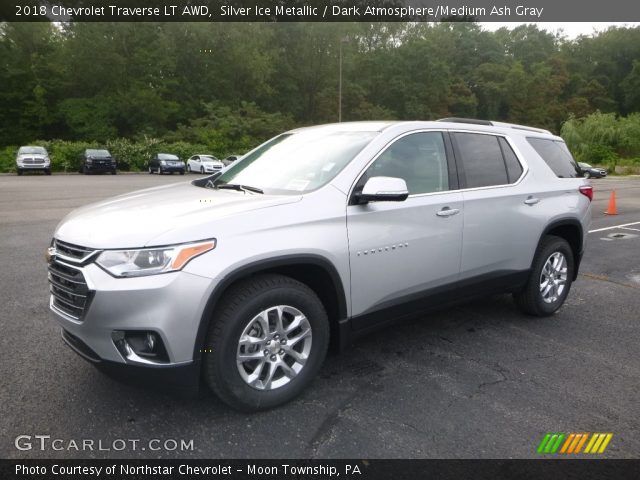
xmin=589 ymin=221 xmax=640 ymax=233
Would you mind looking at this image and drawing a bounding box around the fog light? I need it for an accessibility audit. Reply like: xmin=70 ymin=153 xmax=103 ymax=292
xmin=146 ymin=332 xmax=156 ymax=351
xmin=112 ymin=330 xmax=169 ymax=364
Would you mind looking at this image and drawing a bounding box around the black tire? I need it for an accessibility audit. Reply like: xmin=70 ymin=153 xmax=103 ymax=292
xmin=158 ymin=167 xmax=163 ymax=175
xmin=17 ymin=168 xmax=23 ymax=176
xmin=180 ymin=170 xmax=185 ymax=175
xmin=200 ymin=167 xmax=204 ymax=174
xmin=148 ymin=167 xmax=153 ymax=174
xmin=202 ymin=274 xmax=329 ymax=411
xmin=514 ymin=235 xmax=574 ymax=317
xmin=82 ymin=165 xmax=89 ymax=175
xmin=44 ymin=169 xmax=51 ymax=175
xmin=187 ymin=165 xmax=191 ymax=173
xmin=584 ymin=172 xmax=591 ymax=179
xmin=111 ymin=169 xmax=117 ymax=175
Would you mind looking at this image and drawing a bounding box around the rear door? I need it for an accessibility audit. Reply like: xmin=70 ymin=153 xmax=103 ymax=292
xmin=451 ymin=131 xmax=541 ymax=286
xmin=347 ymin=131 xmax=464 ymax=324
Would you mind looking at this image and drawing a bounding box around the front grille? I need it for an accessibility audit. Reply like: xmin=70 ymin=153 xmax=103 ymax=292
xmin=22 ymin=157 xmax=45 ymax=164
xmin=54 ymin=239 xmax=96 ymax=261
xmin=48 ymin=260 xmax=91 ymax=320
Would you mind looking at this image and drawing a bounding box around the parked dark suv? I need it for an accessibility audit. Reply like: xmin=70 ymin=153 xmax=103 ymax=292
xmin=149 ymin=153 xmax=185 ymax=175
xmin=79 ymin=149 xmax=116 ymax=175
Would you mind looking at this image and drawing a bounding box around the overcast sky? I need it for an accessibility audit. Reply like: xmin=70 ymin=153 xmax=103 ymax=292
xmin=479 ymin=22 xmax=640 ymax=38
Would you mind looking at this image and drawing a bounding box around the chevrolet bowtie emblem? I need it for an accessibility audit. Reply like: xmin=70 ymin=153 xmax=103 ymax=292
xmin=46 ymin=247 xmax=57 ymax=264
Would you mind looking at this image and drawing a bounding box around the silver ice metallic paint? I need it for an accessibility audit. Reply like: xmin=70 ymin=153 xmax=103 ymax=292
xmin=48 ymin=120 xmax=591 ymax=372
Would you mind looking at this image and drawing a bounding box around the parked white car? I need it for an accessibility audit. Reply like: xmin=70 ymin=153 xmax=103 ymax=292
xmin=186 ymin=155 xmax=224 ymax=174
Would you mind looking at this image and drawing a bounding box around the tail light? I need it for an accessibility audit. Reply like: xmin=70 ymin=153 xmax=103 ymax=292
xmin=579 ymin=185 xmax=593 ymax=202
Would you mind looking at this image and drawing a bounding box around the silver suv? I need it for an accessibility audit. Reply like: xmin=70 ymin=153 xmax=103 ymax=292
xmin=47 ymin=119 xmax=592 ymax=411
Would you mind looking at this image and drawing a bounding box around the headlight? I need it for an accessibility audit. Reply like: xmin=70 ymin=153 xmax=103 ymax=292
xmin=160 ymin=160 xmax=167 ymax=165
xmin=86 ymin=159 xmax=93 ymax=164
xmin=96 ymin=240 xmax=215 ymax=277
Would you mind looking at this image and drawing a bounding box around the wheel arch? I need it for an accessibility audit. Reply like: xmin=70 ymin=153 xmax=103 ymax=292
xmin=537 ymin=218 xmax=584 ymax=280
xmin=192 ymin=255 xmax=349 ymax=365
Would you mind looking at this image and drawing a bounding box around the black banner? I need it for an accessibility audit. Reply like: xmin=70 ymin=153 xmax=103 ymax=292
xmin=2 ymin=459 xmax=640 ymax=480
xmin=1 ymin=0 xmax=640 ymax=22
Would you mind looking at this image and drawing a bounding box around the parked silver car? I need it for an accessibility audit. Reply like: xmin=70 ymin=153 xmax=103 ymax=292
xmin=16 ymin=146 xmax=51 ymax=175
xmin=47 ymin=119 xmax=592 ymax=410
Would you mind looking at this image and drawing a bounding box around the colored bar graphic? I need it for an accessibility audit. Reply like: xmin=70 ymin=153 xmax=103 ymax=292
xmin=574 ymin=433 xmax=589 ymax=453
xmin=538 ymin=433 xmax=613 ymax=454
xmin=598 ymin=434 xmax=613 ymax=453
xmin=559 ymin=433 xmax=575 ymax=454
xmin=537 ymin=433 xmax=552 ymax=454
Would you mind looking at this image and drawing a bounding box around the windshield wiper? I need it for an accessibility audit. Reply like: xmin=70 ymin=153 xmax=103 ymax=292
xmin=216 ymin=183 xmax=264 ymax=194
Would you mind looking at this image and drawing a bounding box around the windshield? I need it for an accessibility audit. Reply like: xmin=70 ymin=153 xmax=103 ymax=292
xmin=19 ymin=146 xmax=47 ymax=155
xmin=158 ymin=153 xmax=179 ymax=160
xmin=87 ymin=149 xmax=110 ymax=157
xmin=578 ymin=162 xmax=592 ymax=168
xmin=201 ymin=156 xmax=219 ymax=162
xmin=212 ymin=130 xmax=377 ymax=194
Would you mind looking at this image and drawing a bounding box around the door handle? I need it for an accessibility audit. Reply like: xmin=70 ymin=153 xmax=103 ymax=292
xmin=436 ymin=207 xmax=460 ymax=217
xmin=524 ymin=196 xmax=540 ymax=206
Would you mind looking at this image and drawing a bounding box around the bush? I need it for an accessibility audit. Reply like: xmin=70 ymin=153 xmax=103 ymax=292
xmin=561 ymin=112 xmax=640 ymax=169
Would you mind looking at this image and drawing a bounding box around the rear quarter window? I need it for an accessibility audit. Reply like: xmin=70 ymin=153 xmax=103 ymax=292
xmin=527 ymin=137 xmax=581 ymax=178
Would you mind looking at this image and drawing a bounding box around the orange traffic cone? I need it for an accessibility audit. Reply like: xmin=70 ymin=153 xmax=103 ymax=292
xmin=604 ymin=190 xmax=618 ymax=215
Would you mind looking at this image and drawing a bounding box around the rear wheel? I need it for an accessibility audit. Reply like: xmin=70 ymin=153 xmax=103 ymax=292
xmin=584 ymin=172 xmax=591 ymax=179
xmin=187 ymin=164 xmax=191 ymax=173
xmin=202 ymin=274 xmax=329 ymax=411
xmin=180 ymin=170 xmax=185 ymax=175
xmin=514 ymin=235 xmax=574 ymax=316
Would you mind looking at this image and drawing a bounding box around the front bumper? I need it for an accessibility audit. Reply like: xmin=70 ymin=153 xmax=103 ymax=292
xmin=49 ymin=263 xmax=212 ymax=366
xmin=161 ymin=166 xmax=185 ymax=172
xmin=17 ymin=162 xmax=50 ymax=170
xmin=85 ymin=164 xmax=116 ymax=172
xmin=61 ymin=329 xmax=200 ymax=396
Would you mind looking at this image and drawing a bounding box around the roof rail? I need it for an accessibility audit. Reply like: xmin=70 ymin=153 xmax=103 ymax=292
xmin=437 ymin=117 xmax=552 ymax=135
xmin=437 ymin=117 xmax=493 ymax=126
xmin=490 ymin=121 xmax=552 ymax=135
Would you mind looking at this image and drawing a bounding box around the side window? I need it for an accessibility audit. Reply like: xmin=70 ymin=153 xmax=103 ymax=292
xmin=498 ymin=137 xmax=524 ymax=183
xmin=454 ymin=133 xmax=508 ymax=188
xmin=363 ymin=132 xmax=449 ymax=195
xmin=527 ymin=137 xmax=581 ymax=178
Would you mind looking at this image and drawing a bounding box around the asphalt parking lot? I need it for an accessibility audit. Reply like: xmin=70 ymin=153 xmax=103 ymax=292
xmin=1 ymin=173 xmax=639 ymax=459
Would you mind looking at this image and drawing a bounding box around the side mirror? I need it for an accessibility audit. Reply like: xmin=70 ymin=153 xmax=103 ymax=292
xmin=357 ymin=176 xmax=409 ymax=203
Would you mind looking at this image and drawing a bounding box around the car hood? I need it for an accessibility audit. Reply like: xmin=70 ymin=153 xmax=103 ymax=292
xmin=54 ymin=182 xmax=301 ymax=248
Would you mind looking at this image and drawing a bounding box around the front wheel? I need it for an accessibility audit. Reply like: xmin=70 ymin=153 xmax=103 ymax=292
xmin=584 ymin=172 xmax=591 ymax=179
xmin=16 ymin=168 xmax=23 ymax=176
xmin=200 ymin=167 xmax=205 ymax=174
xmin=514 ymin=235 xmax=574 ymax=316
xmin=44 ymin=169 xmax=51 ymax=175
xmin=202 ymin=274 xmax=329 ymax=411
